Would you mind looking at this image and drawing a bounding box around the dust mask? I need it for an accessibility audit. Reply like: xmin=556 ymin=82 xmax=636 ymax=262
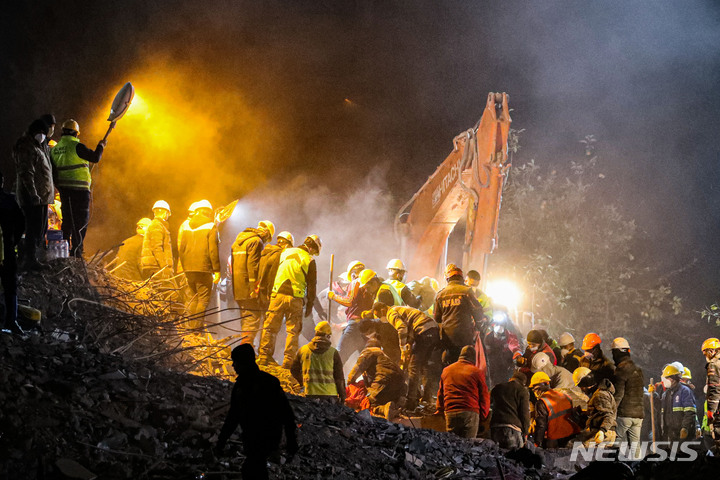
xmin=34 ymin=133 xmax=46 ymax=144
xmin=561 ymin=348 xmax=569 ymax=357
xmin=529 ymin=346 xmax=538 ymax=353
xmin=662 ymin=377 xmax=672 ymax=389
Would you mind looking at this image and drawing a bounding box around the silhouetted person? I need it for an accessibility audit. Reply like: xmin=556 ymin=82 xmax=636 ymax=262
xmin=215 ymin=344 xmax=297 ymax=479
xmin=0 ymin=171 xmax=25 ymax=333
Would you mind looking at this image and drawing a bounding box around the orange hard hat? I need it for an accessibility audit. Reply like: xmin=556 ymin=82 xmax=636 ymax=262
xmin=581 ymin=333 xmax=602 ymax=350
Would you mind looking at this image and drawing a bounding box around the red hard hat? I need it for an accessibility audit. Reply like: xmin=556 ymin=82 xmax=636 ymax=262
xmin=582 ymin=333 xmax=602 ymax=350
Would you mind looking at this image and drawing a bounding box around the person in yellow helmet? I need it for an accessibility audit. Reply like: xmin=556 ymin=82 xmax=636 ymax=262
xmin=141 ymin=200 xmax=173 ymax=280
xmin=659 ymin=363 xmax=697 ymax=443
xmin=49 ymin=119 xmax=106 ymax=257
xmin=530 ymin=371 xmax=580 ymax=447
xmin=110 ymin=217 xmax=151 ymax=282
xmin=290 ymin=321 xmax=345 ymax=403
xmin=702 ymin=338 xmax=720 ymax=453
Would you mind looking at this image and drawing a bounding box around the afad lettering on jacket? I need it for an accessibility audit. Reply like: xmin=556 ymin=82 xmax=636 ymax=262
xmin=432 ymin=160 xmax=463 ymax=208
xmin=441 ymin=297 xmax=462 ymax=308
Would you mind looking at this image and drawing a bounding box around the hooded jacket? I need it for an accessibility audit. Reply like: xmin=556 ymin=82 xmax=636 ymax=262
xmin=231 ymin=228 xmax=265 ymax=301
xmin=13 ymin=134 xmax=54 ymax=207
xmin=433 ymin=279 xmax=484 ymax=347
xmin=612 ymin=353 xmax=645 ymax=419
xmin=539 ymin=363 xmax=575 ymax=391
xmin=437 ymin=351 xmax=488 ymax=415
xmin=348 ymin=346 xmax=404 ymax=387
xmin=141 ymin=218 xmax=173 ymax=273
xmin=586 ymin=378 xmax=617 ymax=433
xmin=291 ymin=335 xmax=345 ymax=399
xmin=178 ymin=213 xmax=220 ymax=273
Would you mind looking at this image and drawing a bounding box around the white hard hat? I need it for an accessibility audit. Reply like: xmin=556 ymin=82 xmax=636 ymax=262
xmin=188 ymin=201 xmax=199 ymax=212
xmin=152 ymin=200 xmax=171 ymax=213
xmin=531 ymin=352 xmax=550 ymax=373
xmin=670 ymin=361 xmax=684 ymax=374
xmin=386 ymin=258 xmax=406 ymax=271
xmin=610 ymin=337 xmax=630 ymax=350
xmin=194 ymin=199 xmax=213 ymax=212
xmin=558 ymin=332 xmax=575 ymax=347
xmin=258 ymin=220 xmax=275 ymax=238
xmin=277 ymin=231 xmax=294 ymax=246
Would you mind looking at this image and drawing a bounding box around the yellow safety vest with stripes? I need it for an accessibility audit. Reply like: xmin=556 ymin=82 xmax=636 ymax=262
xmin=50 ymin=136 xmax=91 ymax=190
xmin=298 ymin=343 xmax=338 ymax=396
xmin=272 ymin=247 xmax=312 ymax=298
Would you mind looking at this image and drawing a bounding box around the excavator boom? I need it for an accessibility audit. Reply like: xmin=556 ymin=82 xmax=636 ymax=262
xmin=396 ymin=92 xmax=511 ymax=280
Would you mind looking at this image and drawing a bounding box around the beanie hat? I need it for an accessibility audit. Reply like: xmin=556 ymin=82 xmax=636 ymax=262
xmin=40 ymin=114 xmax=56 ymax=127
xmin=459 ymin=345 xmax=476 ymax=361
xmin=527 ymin=330 xmax=543 ymax=344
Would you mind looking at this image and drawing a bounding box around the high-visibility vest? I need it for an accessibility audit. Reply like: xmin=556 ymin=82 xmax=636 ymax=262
xmin=50 ymin=136 xmax=91 ymax=190
xmin=540 ymin=390 xmax=580 ymax=439
xmin=298 ymin=344 xmax=338 ymax=396
xmin=377 ymin=280 xmax=403 ymax=306
xmin=272 ymin=247 xmax=312 ymax=298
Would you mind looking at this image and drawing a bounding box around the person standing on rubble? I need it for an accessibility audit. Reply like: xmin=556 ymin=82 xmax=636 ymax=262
xmin=178 ymin=200 xmax=220 ymax=330
xmin=348 ymin=337 xmax=407 ymax=420
xmin=376 ymin=259 xmax=421 ymax=308
xmin=141 ymin=200 xmax=174 ymax=280
xmin=290 ymin=321 xmax=345 ymax=403
xmin=529 ymin=372 xmax=581 ymax=448
xmin=13 ymin=119 xmax=53 ymax=269
xmin=574 ymin=368 xmax=617 ymax=446
xmin=436 ymin=345 xmax=488 ymax=439
xmin=490 ymin=371 xmax=530 ymax=449
xmin=701 ymin=338 xmax=720 ymax=453
xmin=557 ymin=332 xmax=584 ymax=373
xmin=331 ymin=268 xmax=382 ymax=364
xmin=215 ymin=344 xmax=298 ymax=479
xmin=609 ymin=337 xmax=644 ymax=455
xmin=257 ymin=231 xmax=294 ymax=311
xmin=257 ymin=235 xmax=320 ymax=368
xmin=111 ymin=217 xmax=151 ymax=281
xmin=579 ymin=333 xmax=615 ymax=385
xmin=231 ymin=220 xmax=274 ymax=345
xmin=433 ymin=264 xmax=484 ymax=365
xmin=49 ymin=119 xmax=106 ymax=257
xmin=464 ymin=270 xmax=493 ymax=323
xmin=0 ymin=170 xmax=25 ymax=334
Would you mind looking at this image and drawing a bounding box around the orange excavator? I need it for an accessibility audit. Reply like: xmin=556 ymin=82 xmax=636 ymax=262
xmin=395 ymin=92 xmax=512 ymax=281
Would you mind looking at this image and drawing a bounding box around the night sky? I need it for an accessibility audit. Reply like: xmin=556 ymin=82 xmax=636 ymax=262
xmin=2 ymin=1 xmax=719 ymax=306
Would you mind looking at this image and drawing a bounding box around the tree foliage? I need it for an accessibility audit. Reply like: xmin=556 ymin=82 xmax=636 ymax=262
xmin=490 ymin=135 xmax=681 ymax=361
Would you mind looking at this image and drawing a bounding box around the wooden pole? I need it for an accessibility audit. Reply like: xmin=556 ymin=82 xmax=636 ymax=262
xmin=649 ymin=377 xmax=656 ymax=454
xmin=328 ymin=254 xmax=335 ymax=322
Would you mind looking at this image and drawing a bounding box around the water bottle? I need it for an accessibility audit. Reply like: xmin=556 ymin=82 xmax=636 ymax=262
xmin=59 ymin=240 xmax=69 ymax=258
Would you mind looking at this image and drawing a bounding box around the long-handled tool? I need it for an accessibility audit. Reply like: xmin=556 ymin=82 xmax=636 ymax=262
xmin=649 ymin=377 xmax=656 ymax=454
xmin=102 ymin=82 xmax=134 ymax=143
xmin=328 ymin=254 xmax=335 ymax=322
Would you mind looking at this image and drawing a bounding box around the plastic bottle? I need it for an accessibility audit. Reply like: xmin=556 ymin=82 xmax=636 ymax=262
xmin=59 ymin=240 xmax=69 ymax=258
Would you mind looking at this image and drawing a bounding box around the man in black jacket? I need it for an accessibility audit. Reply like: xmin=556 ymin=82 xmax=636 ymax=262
xmin=610 ymin=337 xmax=644 ymax=456
xmin=433 ymin=264 xmax=484 ymax=365
xmin=214 ymin=344 xmax=297 ymax=480
xmin=490 ymin=371 xmax=530 ymax=448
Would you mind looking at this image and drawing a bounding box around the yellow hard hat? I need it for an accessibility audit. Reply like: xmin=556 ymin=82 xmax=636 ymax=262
xmin=344 ymin=261 xmax=365 ymax=281
xmin=662 ymin=363 xmax=683 ymax=377
xmin=358 ymin=269 xmax=377 ymax=287
xmin=136 ymin=217 xmax=152 ymax=228
xmin=62 ymin=119 xmax=80 ymax=133
xmin=529 ymin=371 xmax=551 ymax=388
xmin=682 ymin=367 xmax=692 ymax=380
xmin=702 ymin=338 xmax=720 ymax=351
xmin=277 ymin=231 xmax=294 ymax=246
xmin=386 ymin=258 xmax=406 ymax=271
xmin=258 ymin=220 xmax=275 ymax=238
xmin=573 ymin=367 xmax=592 ymax=386
xmin=315 ymin=321 xmax=332 ymax=336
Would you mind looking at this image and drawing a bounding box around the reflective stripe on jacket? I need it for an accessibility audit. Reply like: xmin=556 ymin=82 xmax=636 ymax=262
xmin=540 ymin=390 xmax=579 ymax=439
xmin=298 ymin=344 xmax=338 ymax=396
xmin=51 ymin=136 xmax=91 ymax=190
xmin=272 ymin=247 xmax=312 ymax=298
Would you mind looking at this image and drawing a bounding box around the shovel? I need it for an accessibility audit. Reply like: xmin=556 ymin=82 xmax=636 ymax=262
xmin=101 ymin=82 xmax=134 ymax=143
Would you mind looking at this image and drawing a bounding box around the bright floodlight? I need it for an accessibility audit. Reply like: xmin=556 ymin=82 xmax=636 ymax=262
xmin=485 ymin=280 xmax=522 ymax=311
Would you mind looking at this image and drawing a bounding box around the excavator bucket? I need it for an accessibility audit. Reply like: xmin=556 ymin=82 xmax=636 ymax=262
xmin=107 ymin=82 xmax=135 ymax=122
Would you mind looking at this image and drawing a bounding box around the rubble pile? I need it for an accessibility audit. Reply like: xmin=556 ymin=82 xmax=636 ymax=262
xmin=1 ymin=258 xmax=571 ymax=479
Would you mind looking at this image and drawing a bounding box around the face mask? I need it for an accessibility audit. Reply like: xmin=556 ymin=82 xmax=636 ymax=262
xmin=585 ymin=352 xmax=595 ymax=361
xmin=560 ymin=348 xmax=569 ymax=357
xmin=529 ymin=346 xmax=538 ymax=353
xmin=34 ymin=133 xmax=46 ymax=144
xmin=662 ymin=377 xmax=672 ymax=389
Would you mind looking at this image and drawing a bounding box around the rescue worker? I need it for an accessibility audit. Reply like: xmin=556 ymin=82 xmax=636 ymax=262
xmin=178 ymin=200 xmax=220 ymax=329
xmin=373 ymin=302 xmax=440 ymax=411
xmin=363 ymin=308 xmax=401 ymax=364
xmin=341 ymin=260 xmax=365 ymax=284
xmin=13 ymin=119 xmax=53 ymax=269
xmin=257 ymin=231 xmax=294 ymax=310
xmin=111 ymin=217 xmax=151 ymax=281
xmin=257 ymin=234 xmax=320 ymax=368
xmin=701 ymin=338 xmax=720 ymax=452
xmin=376 ymin=259 xmax=420 ymax=307
xmin=464 ymin=269 xmax=493 ymax=322
xmin=214 ymin=344 xmax=297 ymax=480
xmin=290 ymin=321 xmax=345 ymax=403
xmin=140 ymin=201 xmax=174 ymax=280
xmin=231 ymin=220 xmax=274 ymax=345
xmin=331 ymin=268 xmax=382 ymax=364
xmin=579 ymin=333 xmax=615 ymax=384
xmin=0 ymin=170 xmax=25 ymax=333
xmin=39 ymin=114 xmax=56 ymax=161
xmin=530 ymin=352 xmax=575 ymax=390
xmin=490 ymin=371 xmax=530 ymax=449
xmin=516 ymin=330 xmax=557 ymax=374
xmin=558 ymin=332 xmax=584 ymax=373
xmin=348 ymin=337 xmax=407 ymax=420
xmin=574 ymin=369 xmax=617 ymax=446
xmin=659 ymin=363 xmax=697 ymax=442
xmin=433 ymin=264 xmax=484 ymax=365
xmin=530 ymin=372 xmax=580 ymax=448
xmin=49 ymin=119 xmax=105 ymax=257
xmin=484 ymin=315 xmax=522 ymax=388
xmin=436 ymin=345 xmax=488 ymax=439
xmin=610 ymin=337 xmax=644 ymax=455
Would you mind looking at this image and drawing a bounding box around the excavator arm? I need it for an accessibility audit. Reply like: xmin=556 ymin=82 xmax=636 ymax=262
xmin=396 ymin=92 xmax=511 ymax=280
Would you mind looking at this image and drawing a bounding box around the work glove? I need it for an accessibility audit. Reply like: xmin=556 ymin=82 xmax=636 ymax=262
xmin=328 ymin=291 xmax=335 ymax=300
xmin=594 ymin=430 xmax=605 ymax=444
xmin=98 ymin=139 xmax=107 ymax=148
xmin=707 ymin=410 xmax=714 ymax=422
xmin=514 ymin=356 xmax=527 ymax=367
xmin=648 ymin=383 xmax=655 ymax=393
xmin=213 ymin=272 xmax=221 ymax=284
xmin=680 ymin=428 xmax=688 ymax=440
